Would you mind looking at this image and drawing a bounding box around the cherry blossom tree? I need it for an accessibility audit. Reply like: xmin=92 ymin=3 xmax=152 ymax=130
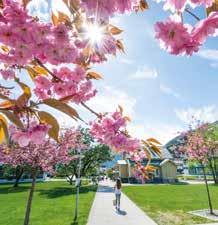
xmin=0 ymin=126 xmax=83 ymax=225
xmin=57 ymin=128 xmax=112 ymax=184
xmin=0 ymin=0 xmax=216 ymax=188
xmin=180 ymin=123 xmax=215 ymax=215
xmin=0 ymin=140 xmax=59 ymax=225
xmin=205 ymin=124 xmax=218 ymax=184
xmin=0 ymin=0 xmax=161 ymax=181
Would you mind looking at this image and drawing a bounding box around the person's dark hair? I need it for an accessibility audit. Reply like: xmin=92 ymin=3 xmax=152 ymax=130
xmin=116 ymin=178 xmax=122 ymax=189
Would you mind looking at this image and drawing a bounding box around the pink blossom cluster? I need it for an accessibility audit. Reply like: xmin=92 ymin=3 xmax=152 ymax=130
xmin=159 ymin=0 xmax=214 ymax=12
xmin=0 ymin=141 xmax=60 ymax=172
xmin=81 ymin=0 xmax=140 ymax=20
xmin=0 ymin=127 xmax=86 ymax=172
xmin=34 ymin=66 xmax=97 ymax=103
xmin=58 ymin=128 xmax=88 ymax=165
xmin=89 ymin=35 xmax=117 ymax=63
xmin=179 ymin=123 xmax=210 ymax=163
xmin=10 ymin=122 xmax=50 ymax=147
xmin=90 ymin=110 xmax=141 ymax=153
xmin=0 ymin=0 xmax=78 ymax=66
xmin=0 ymin=86 xmax=11 ymax=97
xmin=132 ymin=167 xmax=146 ymax=183
xmin=130 ymin=149 xmax=147 ymax=162
xmin=0 ymin=68 xmax=15 ymax=80
xmin=155 ymin=12 xmax=218 ymax=55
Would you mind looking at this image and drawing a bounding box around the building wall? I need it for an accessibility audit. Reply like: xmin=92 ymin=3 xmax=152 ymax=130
xmin=161 ymin=162 xmax=177 ymax=180
xmin=119 ymin=164 xmax=129 ymax=178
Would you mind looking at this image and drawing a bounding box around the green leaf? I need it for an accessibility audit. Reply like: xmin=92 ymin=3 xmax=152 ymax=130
xmin=15 ymin=79 xmax=31 ymax=107
xmin=0 ymin=115 xmax=9 ymax=145
xmin=43 ymin=98 xmax=81 ymax=121
xmin=0 ymin=111 xmax=24 ymax=129
xmin=38 ymin=111 xmax=60 ymax=142
xmin=207 ymin=0 xmax=218 ymax=16
xmin=146 ymin=138 xmax=161 ymax=145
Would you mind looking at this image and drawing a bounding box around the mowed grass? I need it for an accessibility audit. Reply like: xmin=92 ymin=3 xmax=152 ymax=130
xmin=0 ymin=181 xmax=97 ymax=225
xmin=123 ymin=184 xmax=218 ymax=225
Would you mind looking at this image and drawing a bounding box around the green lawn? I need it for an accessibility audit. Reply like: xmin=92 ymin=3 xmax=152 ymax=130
xmin=123 ymin=184 xmax=218 ymax=225
xmin=0 ymin=181 xmax=97 ymax=225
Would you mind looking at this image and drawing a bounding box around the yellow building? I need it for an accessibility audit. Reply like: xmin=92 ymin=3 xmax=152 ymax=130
xmin=117 ymin=147 xmax=178 ymax=183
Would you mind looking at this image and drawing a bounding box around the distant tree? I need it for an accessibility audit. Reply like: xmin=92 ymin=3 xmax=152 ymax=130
xmin=180 ymin=123 xmax=217 ymax=215
xmin=57 ymin=128 xmax=113 ymax=184
xmin=106 ymin=168 xmax=114 ymax=180
xmin=57 ymin=144 xmax=112 ymax=184
xmin=81 ymin=145 xmax=112 ymax=176
xmin=0 ymin=140 xmax=61 ymax=225
xmin=2 ymin=164 xmax=26 ymax=187
xmin=205 ymin=124 xmax=218 ymax=184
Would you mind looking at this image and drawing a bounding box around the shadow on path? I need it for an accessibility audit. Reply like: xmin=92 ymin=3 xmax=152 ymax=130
xmin=116 ymin=209 xmax=127 ymax=216
xmin=97 ymin=185 xmax=113 ymax=193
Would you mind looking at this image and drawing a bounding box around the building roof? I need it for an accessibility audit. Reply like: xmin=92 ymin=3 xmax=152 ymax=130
xmin=160 ymin=159 xmax=177 ymax=166
xmin=161 ymin=147 xmax=173 ymax=159
xmin=149 ymin=146 xmax=173 ymax=159
xmin=117 ymin=160 xmax=127 ymax=165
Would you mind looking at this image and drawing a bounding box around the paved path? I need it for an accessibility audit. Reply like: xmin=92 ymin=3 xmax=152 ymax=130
xmin=87 ymin=180 xmax=157 ymax=225
xmin=198 ymin=224 xmax=218 ymax=225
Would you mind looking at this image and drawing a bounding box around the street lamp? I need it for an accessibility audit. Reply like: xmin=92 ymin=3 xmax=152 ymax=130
xmin=73 ymin=149 xmax=84 ymax=222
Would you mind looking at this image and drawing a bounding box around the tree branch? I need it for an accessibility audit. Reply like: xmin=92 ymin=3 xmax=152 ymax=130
xmin=81 ymin=102 xmax=100 ymax=118
xmin=185 ymin=8 xmax=201 ymax=21
xmin=34 ymin=58 xmax=62 ymax=82
xmin=0 ymin=84 xmax=14 ymax=90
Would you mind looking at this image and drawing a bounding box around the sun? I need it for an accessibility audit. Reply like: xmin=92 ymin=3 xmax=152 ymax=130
xmin=83 ymin=22 xmax=105 ymax=45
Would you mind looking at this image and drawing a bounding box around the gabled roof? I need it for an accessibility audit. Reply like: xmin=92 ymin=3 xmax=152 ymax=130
xmin=162 ymin=147 xmax=173 ymax=159
xmin=150 ymin=146 xmax=173 ymax=159
xmin=160 ymin=159 xmax=177 ymax=166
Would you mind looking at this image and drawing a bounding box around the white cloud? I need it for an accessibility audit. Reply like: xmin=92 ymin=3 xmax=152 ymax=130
xmin=197 ymin=49 xmax=218 ymax=61
xmin=56 ymin=113 xmax=79 ymax=128
xmin=128 ymin=123 xmax=182 ymax=145
xmin=210 ymin=62 xmax=218 ymax=68
xmin=160 ymin=84 xmax=181 ymax=99
xmin=110 ymin=15 xmax=122 ymax=26
xmin=27 ymin=0 xmax=49 ymax=21
xmin=175 ymin=105 xmax=218 ymax=124
xmin=129 ymin=66 xmax=158 ymax=80
xmin=40 ymin=85 xmax=137 ymax=127
xmin=120 ymin=58 xmax=134 ymax=65
xmin=87 ymin=85 xmax=137 ymax=117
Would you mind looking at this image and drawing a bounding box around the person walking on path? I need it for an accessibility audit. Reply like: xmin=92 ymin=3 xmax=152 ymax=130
xmin=114 ymin=178 xmax=122 ymax=211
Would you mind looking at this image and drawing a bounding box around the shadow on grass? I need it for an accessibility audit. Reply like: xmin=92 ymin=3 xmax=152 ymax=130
xmin=70 ymin=222 xmax=78 ymax=225
xmin=0 ymin=186 xmax=30 ymax=194
xmin=170 ymin=182 xmax=189 ymax=186
xmin=39 ymin=185 xmax=97 ymax=199
xmin=210 ymin=183 xmax=218 ymax=187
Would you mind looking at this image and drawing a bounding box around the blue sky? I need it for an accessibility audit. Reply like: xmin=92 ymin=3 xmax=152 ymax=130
xmin=20 ymin=0 xmax=218 ymax=144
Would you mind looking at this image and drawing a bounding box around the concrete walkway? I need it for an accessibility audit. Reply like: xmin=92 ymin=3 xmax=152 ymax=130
xmin=87 ymin=180 xmax=157 ymax=225
xmin=198 ymin=224 xmax=218 ymax=225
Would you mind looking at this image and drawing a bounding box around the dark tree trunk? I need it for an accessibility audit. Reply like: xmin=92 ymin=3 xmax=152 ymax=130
xmin=14 ymin=167 xmax=24 ymax=188
xmin=67 ymin=176 xmax=73 ymax=185
xmin=23 ymin=169 xmax=37 ymax=225
xmin=208 ymin=158 xmax=217 ymax=185
xmin=202 ymin=166 xmax=214 ymax=215
xmin=212 ymin=157 xmax=218 ymax=184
